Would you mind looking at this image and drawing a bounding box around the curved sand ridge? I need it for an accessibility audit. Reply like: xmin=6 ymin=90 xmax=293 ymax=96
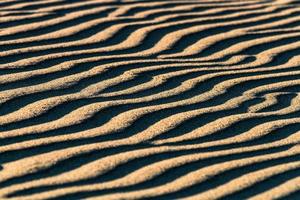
xmin=0 ymin=0 xmax=300 ymax=199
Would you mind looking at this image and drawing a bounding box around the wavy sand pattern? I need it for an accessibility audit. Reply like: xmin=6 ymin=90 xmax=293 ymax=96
xmin=0 ymin=0 xmax=300 ymax=199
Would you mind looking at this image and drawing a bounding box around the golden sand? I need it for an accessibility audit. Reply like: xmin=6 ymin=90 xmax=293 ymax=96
xmin=0 ymin=0 xmax=300 ymax=199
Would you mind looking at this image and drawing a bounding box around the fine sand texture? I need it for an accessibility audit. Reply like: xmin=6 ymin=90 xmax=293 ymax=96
xmin=1 ymin=0 xmax=300 ymax=199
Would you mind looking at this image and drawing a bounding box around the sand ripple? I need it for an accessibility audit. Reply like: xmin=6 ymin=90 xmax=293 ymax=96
xmin=0 ymin=0 xmax=300 ymax=199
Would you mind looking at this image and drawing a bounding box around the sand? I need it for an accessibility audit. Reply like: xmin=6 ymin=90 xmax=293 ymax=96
xmin=0 ymin=0 xmax=300 ymax=199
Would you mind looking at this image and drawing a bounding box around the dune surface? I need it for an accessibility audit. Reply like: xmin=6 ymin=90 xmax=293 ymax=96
xmin=0 ymin=0 xmax=300 ymax=199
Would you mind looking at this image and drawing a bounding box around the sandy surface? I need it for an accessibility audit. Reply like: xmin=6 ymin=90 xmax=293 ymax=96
xmin=0 ymin=0 xmax=300 ymax=199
